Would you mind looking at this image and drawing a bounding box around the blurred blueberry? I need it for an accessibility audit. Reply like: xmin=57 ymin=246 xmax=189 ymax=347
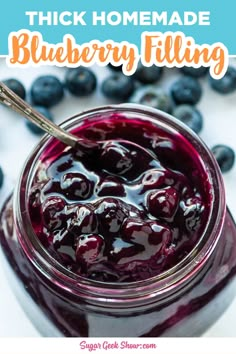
xmin=108 ymin=63 xmax=123 ymax=71
xmin=211 ymin=145 xmax=235 ymax=173
xmin=172 ymin=104 xmax=203 ymax=134
xmin=31 ymin=75 xmax=64 ymax=107
xmin=132 ymin=64 xmax=163 ymax=84
xmin=101 ymin=73 xmax=135 ymax=100
xmin=180 ymin=67 xmax=208 ymax=78
xmin=129 ymin=85 xmax=173 ymax=113
xmin=65 ymin=67 xmax=97 ymax=96
xmin=0 ymin=166 xmax=4 ymax=189
xmin=170 ymin=76 xmax=202 ymax=105
xmin=3 ymin=78 xmax=26 ymax=100
xmin=209 ymin=66 xmax=236 ymax=94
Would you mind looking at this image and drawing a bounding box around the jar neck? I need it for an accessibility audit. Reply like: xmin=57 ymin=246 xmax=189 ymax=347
xmin=14 ymin=104 xmax=226 ymax=304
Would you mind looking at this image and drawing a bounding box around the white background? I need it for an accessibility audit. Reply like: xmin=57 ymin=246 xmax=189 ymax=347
xmin=0 ymin=58 xmax=235 ymax=337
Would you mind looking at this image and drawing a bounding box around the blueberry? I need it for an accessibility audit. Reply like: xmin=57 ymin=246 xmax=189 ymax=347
xmin=60 ymin=172 xmax=94 ymax=200
xmin=71 ymin=205 xmax=98 ymax=235
xmin=95 ymin=198 xmax=128 ymax=234
xmin=3 ymin=78 xmax=26 ymax=99
xmin=0 ymin=166 xmax=4 ymax=189
xmin=141 ymin=169 xmax=172 ymax=191
xmin=65 ymin=67 xmax=97 ymax=96
xmin=95 ymin=177 xmax=126 ymax=197
xmin=179 ymin=197 xmax=204 ymax=232
xmin=110 ymin=216 xmax=172 ymax=278
xmin=26 ymin=106 xmax=53 ymax=135
xmin=180 ymin=67 xmax=208 ymax=78
xmin=211 ymin=144 xmax=235 ymax=173
xmin=108 ymin=63 xmax=123 ymax=71
xmin=209 ymin=66 xmax=236 ymax=94
xmin=109 ymin=237 xmax=144 ymax=265
xmin=101 ymin=73 xmax=135 ymax=100
xmin=75 ymin=234 xmax=104 ymax=265
xmin=129 ymin=86 xmax=173 ymax=113
xmin=172 ymin=104 xmax=203 ymax=134
xmin=30 ymin=75 xmax=64 ymax=107
xmin=170 ymin=76 xmax=202 ymax=105
xmin=121 ymin=218 xmax=172 ymax=251
xmin=133 ymin=64 xmax=163 ymax=84
xmin=42 ymin=196 xmax=66 ymax=230
xmin=100 ymin=141 xmax=134 ymax=176
xmin=147 ymin=187 xmax=179 ymax=219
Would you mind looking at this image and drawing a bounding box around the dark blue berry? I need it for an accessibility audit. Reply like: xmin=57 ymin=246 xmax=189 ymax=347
xmin=179 ymin=197 xmax=204 ymax=232
xmin=95 ymin=198 xmax=128 ymax=234
xmin=30 ymin=75 xmax=64 ymax=107
xmin=0 ymin=166 xmax=4 ymax=189
xmin=172 ymin=104 xmax=203 ymax=134
xmin=108 ymin=63 xmax=123 ymax=71
xmin=26 ymin=106 xmax=53 ymax=135
xmin=133 ymin=64 xmax=163 ymax=84
xmin=60 ymin=172 xmax=94 ymax=200
xmin=121 ymin=218 xmax=171 ymax=251
xmin=211 ymin=145 xmax=235 ymax=173
xmin=141 ymin=169 xmax=171 ymax=191
xmin=71 ymin=205 xmax=98 ymax=235
xmin=129 ymin=86 xmax=173 ymax=113
xmin=3 ymin=78 xmax=26 ymax=99
xmin=101 ymin=73 xmax=135 ymax=100
xmin=65 ymin=67 xmax=97 ymax=96
xmin=100 ymin=141 xmax=134 ymax=175
xmin=42 ymin=196 xmax=66 ymax=230
xmin=95 ymin=177 xmax=126 ymax=197
xmin=75 ymin=234 xmax=104 ymax=265
xmin=209 ymin=66 xmax=236 ymax=94
xmin=180 ymin=67 xmax=208 ymax=78
xmin=147 ymin=187 xmax=179 ymax=219
xmin=170 ymin=76 xmax=202 ymax=105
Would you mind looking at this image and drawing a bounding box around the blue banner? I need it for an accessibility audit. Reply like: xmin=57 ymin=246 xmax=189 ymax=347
xmin=0 ymin=0 xmax=234 ymax=77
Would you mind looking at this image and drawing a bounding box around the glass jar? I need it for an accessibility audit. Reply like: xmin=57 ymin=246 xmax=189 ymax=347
xmin=0 ymin=105 xmax=236 ymax=337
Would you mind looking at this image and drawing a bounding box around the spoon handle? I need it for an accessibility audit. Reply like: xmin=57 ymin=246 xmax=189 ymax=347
xmin=0 ymin=82 xmax=78 ymax=148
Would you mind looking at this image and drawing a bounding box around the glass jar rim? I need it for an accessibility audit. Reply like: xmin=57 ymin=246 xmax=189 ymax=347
xmin=14 ymin=104 xmax=226 ymax=303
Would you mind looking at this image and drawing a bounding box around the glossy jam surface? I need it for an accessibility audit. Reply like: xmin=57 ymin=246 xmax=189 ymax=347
xmin=28 ymin=114 xmax=212 ymax=282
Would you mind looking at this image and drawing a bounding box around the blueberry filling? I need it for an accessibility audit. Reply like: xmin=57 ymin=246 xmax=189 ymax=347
xmin=28 ymin=114 xmax=211 ymax=282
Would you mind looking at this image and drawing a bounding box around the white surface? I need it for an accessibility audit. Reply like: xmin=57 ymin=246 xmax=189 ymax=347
xmin=0 ymin=59 xmax=235 ymax=337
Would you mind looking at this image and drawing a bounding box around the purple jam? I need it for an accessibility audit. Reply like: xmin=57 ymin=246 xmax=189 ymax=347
xmin=28 ymin=114 xmax=212 ymax=283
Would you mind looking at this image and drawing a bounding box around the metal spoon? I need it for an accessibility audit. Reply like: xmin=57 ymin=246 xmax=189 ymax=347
xmin=0 ymin=81 xmax=87 ymax=149
xmin=0 ymin=81 xmax=158 ymax=161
